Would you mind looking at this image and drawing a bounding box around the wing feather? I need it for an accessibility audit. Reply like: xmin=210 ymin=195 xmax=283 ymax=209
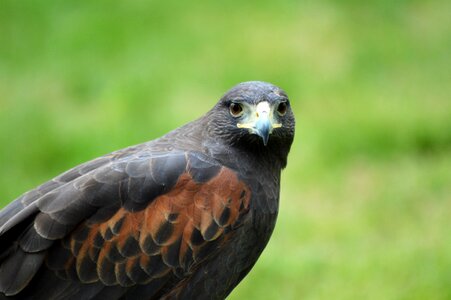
xmin=0 ymin=151 xmax=251 ymax=297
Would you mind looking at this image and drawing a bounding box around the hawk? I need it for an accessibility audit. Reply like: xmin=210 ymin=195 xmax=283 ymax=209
xmin=0 ymin=81 xmax=295 ymax=299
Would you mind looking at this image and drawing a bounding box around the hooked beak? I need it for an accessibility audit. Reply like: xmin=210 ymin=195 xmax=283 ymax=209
xmin=237 ymin=101 xmax=282 ymax=146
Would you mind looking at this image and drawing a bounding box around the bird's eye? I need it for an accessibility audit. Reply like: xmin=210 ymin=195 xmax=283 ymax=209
xmin=277 ymin=102 xmax=288 ymax=116
xmin=229 ymin=103 xmax=244 ymax=117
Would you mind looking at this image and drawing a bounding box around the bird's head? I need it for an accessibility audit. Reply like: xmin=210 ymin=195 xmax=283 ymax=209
xmin=206 ymin=81 xmax=295 ymax=166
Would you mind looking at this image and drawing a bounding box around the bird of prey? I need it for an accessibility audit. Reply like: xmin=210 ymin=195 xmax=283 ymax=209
xmin=0 ymin=81 xmax=295 ymax=299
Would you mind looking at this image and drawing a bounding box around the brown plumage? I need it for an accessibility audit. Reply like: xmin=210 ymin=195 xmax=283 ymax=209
xmin=0 ymin=81 xmax=295 ymax=299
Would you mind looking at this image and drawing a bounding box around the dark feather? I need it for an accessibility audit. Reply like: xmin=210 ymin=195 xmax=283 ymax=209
xmin=0 ymin=249 xmax=45 ymax=296
xmin=18 ymin=225 xmax=54 ymax=252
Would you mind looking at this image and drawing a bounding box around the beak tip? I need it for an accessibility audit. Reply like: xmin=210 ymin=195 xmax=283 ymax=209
xmin=256 ymin=123 xmax=271 ymax=146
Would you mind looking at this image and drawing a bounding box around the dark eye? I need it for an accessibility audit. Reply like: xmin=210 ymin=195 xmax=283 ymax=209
xmin=229 ymin=102 xmax=244 ymax=117
xmin=277 ymin=102 xmax=288 ymax=116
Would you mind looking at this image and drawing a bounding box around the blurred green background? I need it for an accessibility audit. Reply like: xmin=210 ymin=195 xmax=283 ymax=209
xmin=1 ymin=0 xmax=450 ymax=299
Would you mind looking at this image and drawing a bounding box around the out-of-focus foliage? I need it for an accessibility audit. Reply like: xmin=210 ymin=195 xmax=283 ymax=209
xmin=0 ymin=0 xmax=450 ymax=299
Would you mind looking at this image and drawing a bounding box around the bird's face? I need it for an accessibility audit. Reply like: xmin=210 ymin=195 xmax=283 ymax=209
xmin=213 ymin=81 xmax=295 ymax=148
xmin=231 ymin=98 xmax=286 ymax=146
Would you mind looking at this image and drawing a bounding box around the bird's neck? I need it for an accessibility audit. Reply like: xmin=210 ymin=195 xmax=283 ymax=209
xmin=160 ymin=117 xmax=291 ymax=174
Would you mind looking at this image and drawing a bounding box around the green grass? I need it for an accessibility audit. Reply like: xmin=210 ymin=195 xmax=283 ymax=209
xmin=1 ymin=0 xmax=450 ymax=299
